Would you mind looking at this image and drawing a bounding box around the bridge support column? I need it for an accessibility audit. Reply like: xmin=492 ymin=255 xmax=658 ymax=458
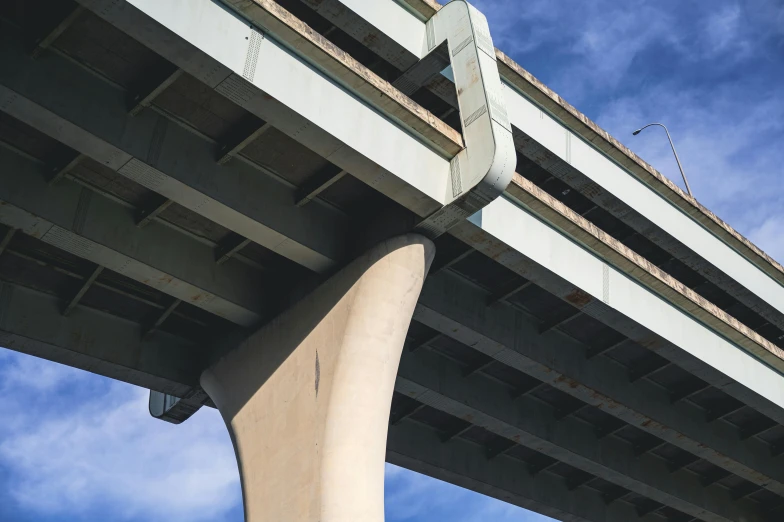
xmin=201 ymin=234 xmax=434 ymax=522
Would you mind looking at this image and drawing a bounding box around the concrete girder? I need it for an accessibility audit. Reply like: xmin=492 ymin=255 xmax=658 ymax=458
xmin=128 ymin=67 xmax=183 ymax=117
xmin=301 ymin=0 xmax=422 ymax=71
xmin=407 ymin=0 xmax=515 ymax=237
xmin=74 ymin=0 xmax=452 ymax=219
xmin=30 ymin=5 xmax=84 ymax=58
xmin=204 ymin=0 xmax=515 ymax=239
xmin=62 ymin=265 xmax=104 ymax=317
xmin=387 ymin=421 xmax=665 ymax=522
xmin=0 ymin=147 xmax=264 ymax=326
xmin=396 ymin=347 xmax=765 ymax=522
xmin=451 ymin=196 xmax=784 ymax=424
xmin=415 ymin=268 xmax=784 ymax=497
xmin=0 ymin=34 xmax=348 ymax=274
xmin=0 ymin=280 xmax=200 ymax=397
xmin=314 ymin=0 xmax=784 ymax=323
xmin=1 ymin=153 xmax=780 ymax=511
xmin=298 ymin=0 xmax=457 ymax=108
xmin=216 ymin=120 xmax=272 ymax=166
xmin=295 ymin=166 xmax=349 ymax=207
xmin=504 ymin=95 xmax=784 ymax=334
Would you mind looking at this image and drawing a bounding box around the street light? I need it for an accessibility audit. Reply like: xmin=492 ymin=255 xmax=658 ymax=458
xmin=632 ymin=123 xmax=694 ymax=198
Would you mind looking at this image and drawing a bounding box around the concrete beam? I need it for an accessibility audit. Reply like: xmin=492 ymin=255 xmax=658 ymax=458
xmin=0 ymin=227 xmax=16 ymax=257
xmin=215 ymin=234 xmax=252 ymax=266
xmin=31 ymin=5 xmax=84 ymax=58
xmin=301 ymin=0 xmax=421 ymax=71
xmin=506 ymin=176 xmax=784 ymax=373
xmin=75 ymin=0 xmax=452 ymax=219
xmin=135 ymin=196 xmax=174 ymax=228
xmin=295 ymin=165 xmax=348 ymax=207
xmin=415 ymin=269 xmax=784 ymax=497
xmin=505 ymin=93 xmax=784 ymax=333
xmin=0 ymin=280 xmax=200 ymax=397
xmin=128 ymin=67 xmax=183 ymax=117
xmin=0 ymin=33 xmax=348 ymax=273
xmin=388 ymin=421 xmax=664 ymax=522
xmin=48 ymin=152 xmax=85 ymax=185
xmin=297 ymin=0 xmax=457 ymax=109
xmin=216 ymin=120 xmax=271 ymax=166
xmin=322 ymin=0 xmax=784 ymax=314
xmin=62 ymin=265 xmax=103 ymax=317
xmin=0 ymin=147 xmax=264 ymax=326
xmin=396 ymin=348 xmax=765 ymax=522
xmin=453 ymin=196 xmax=784 ymax=425
xmin=142 ymin=299 xmax=181 ymax=340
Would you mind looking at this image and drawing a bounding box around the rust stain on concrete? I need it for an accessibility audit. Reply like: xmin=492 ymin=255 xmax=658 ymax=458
xmin=564 ymin=289 xmax=592 ymax=308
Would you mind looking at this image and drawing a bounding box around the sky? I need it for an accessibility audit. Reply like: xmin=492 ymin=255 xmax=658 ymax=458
xmin=1 ymin=0 xmax=783 ymax=521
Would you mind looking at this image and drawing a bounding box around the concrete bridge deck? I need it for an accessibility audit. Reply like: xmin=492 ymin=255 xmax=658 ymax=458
xmin=1 ymin=1 xmax=783 ymax=521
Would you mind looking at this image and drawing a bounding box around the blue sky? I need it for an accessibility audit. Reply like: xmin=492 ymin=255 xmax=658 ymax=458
xmin=1 ymin=0 xmax=782 ymax=521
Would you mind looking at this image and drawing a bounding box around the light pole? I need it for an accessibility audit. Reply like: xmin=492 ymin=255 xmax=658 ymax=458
xmin=632 ymin=123 xmax=694 ymax=198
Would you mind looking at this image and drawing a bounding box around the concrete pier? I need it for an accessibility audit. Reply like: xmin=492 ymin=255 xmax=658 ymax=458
xmin=201 ymin=235 xmax=434 ymax=521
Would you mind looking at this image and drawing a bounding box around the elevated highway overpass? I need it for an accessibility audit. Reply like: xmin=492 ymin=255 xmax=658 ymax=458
xmin=1 ymin=0 xmax=784 ymax=520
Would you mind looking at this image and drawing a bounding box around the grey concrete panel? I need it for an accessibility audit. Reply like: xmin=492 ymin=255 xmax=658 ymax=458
xmin=508 ymin=115 xmax=784 ymax=333
xmin=75 ymin=0 xmax=450 ymax=219
xmin=0 ymin=147 xmax=264 ymax=326
xmin=415 ymin=269 xmax=784 ymax=497
xmin=0 ymin=32 xmax=348 ymax=273
xmin=307 ymin=0 xmax=784 ymax=326
xmin=453 ymin=197 xmax=784 ymax=422
xmin=387 ymin=421 xmax=664 ymax=522
xmin=397 ymin=347 xmax=764 ymax=522
xmin=0 ymin=281 xmax=199 ymax=396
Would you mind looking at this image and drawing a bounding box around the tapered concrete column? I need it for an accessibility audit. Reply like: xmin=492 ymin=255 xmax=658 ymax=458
xmin=201 ymin=234 xmax=435 ymax=522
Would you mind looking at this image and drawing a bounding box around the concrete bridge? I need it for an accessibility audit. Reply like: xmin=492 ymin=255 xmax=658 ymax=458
xmin=1 ymin=0 xmax=784 ymax=520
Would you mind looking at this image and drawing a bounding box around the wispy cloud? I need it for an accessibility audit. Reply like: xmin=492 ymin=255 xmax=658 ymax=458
xmin=0 ymin=350 xmax=546 ymax=522
xmin=475 ymin=0 xmax=784 ymax=262
xmin=596 ymin=81 xmax=784 ymax=242
xmin=1 ymin=2 xmax=782 ymax=522
xmin=0 ymin=350 xmax=241 ymax=522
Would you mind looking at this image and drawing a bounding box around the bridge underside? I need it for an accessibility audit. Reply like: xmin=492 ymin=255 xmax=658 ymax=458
xmin=2 ymin=1 xmax=784 ymax=521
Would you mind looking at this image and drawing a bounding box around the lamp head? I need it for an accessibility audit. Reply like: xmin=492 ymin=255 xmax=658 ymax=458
xmin=632 ymin=129 xmax=642 ymax=136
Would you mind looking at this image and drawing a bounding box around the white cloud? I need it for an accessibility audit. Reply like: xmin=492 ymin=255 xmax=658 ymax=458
xmin=749 ymin=215 xmax=784 ymax=265
xmin=0 ymin=350 xmax=552 ymax=522
xmin=596 ymin=81 xmax=784 ymax=244
xmin=703 ymin=4 xmax=747 ymax=57
xmin=0 ymin=348 xmax=86 ymax=392
xmin=472 ymin=0 xmax=679 ymax=103
xmin=471 ymin=0 xmax=784 ymax=263
xmin=0 ymin=350 xmax=241 ymax=522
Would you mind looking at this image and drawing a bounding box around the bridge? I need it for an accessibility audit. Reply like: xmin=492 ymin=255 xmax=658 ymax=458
xmin=1 ymin=0 xmax=784 ymax=520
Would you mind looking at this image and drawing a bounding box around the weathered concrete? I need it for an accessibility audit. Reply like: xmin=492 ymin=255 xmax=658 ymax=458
xmin=397 ymin=348 xmax=764 ymax=522
xmin=506 ymin=176 xmax=784 ymax=369
xmin=388 ymin=421 xmax=663 ymax=522
xmin=0 ymin=34 xmax=348 ymax=273
xmin=357 ymin=0 xmax=784 ymax=290
xmin=0 ymin=147 xmax=264 ymax=326
xmin=0 ymin=280 xmax=200 ymax=397
xmin=451 ymin=197 xmax=784 ymax=424
xmin=73 ymin=0 xmax=451 ymax=219
xmin=416 ymin=269 xmax=784 ymax=497
xmin=201 ymin=235 xmax=434 ymax=521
